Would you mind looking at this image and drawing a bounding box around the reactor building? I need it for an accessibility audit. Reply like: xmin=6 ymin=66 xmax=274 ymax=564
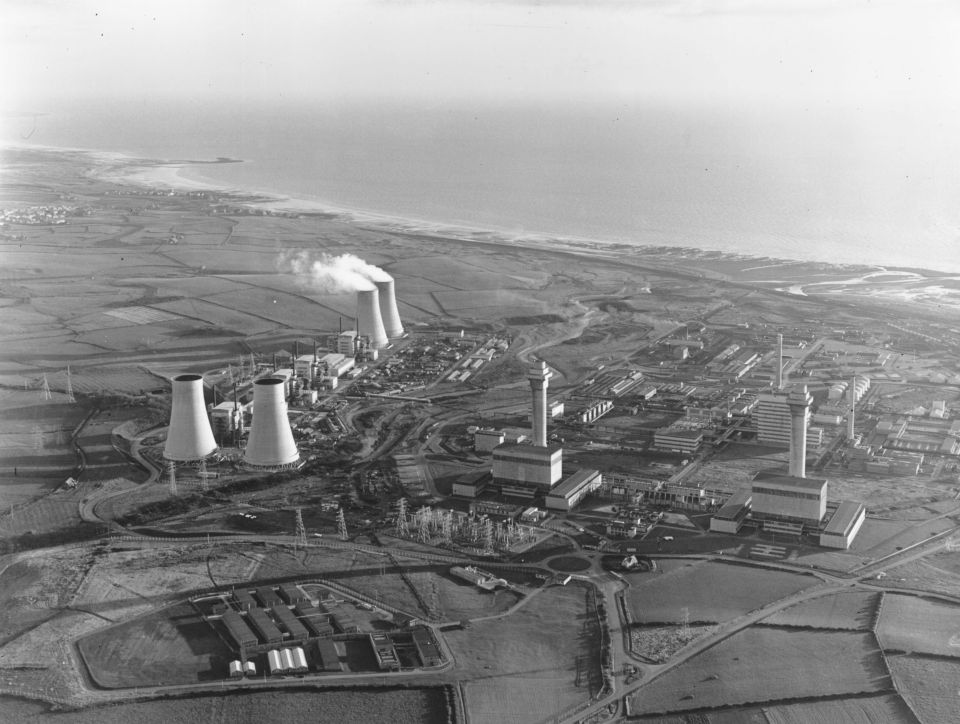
xmin=710 ymin=382 xmax=866 ymax=549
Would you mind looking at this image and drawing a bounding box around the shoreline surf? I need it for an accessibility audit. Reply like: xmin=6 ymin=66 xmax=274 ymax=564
xmin=5 ymin=140 xmax=960 ymax=282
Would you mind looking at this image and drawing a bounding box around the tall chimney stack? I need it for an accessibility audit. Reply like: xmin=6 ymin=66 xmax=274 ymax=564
xmin=847 ymin=376 xmax=856 ymax=440
xmin=787 ymin=384 xmax=813 ymax=478
xmin=356 ymin=289 xmax=389 ymax=349
xmin=375 ymin=279 xmax=404 ymax=339
xmin=528 ymin=359 xmax=553 ymax=447
xmin=777 ymin=333 xmax=784 ymax=390
xmin=243 ymin=377 xmax=299 ymax=469
xmin=164 ymin=374 xmax=218 ymax=462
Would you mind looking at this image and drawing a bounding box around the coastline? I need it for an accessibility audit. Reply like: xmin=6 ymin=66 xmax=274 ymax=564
xmin=6 ymin=141 xmax=960 ymax=290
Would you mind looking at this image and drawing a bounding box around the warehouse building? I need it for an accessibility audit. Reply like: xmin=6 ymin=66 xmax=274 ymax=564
xmin=247 ymin=607 xmax=283 ymax=645
xmin=545 ymin=469 xmax=602 ymax=511
xmin=317 ymin=639 xmax=343 ymax=671
xmin=272 ymin=605 xmax=309 ymax=641
xmin=709 ymin=490 xmax=752 ymax=534
xmin=820 ymin=501 xmax=867 ymax=549
xmin=221 ymin=609 xmax=258 ymax=650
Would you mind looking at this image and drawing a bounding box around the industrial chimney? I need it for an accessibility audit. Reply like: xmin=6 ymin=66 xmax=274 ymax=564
xmin=787 ymin=384 xmax=813 ymax=478
xmin=847 ymin=375 xmax=856 ymax=440
xmin=375 ymin=279 xmax=404 ymax=339
xmin=528 ymin=359 xmax=553 ymax=447
xmin=243 ymin=377 xmax=300 ymax=469
xmin=164 ymin=374 xmax=218 ymax=462
xmin=356 ymin=289 xmax=389 ymax=349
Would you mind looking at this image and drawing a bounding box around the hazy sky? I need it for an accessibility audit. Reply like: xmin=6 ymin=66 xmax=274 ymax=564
xmin=3 ymin=0 xmax=960 ymax=110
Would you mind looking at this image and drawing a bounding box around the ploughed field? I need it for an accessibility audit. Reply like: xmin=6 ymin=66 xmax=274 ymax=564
xmin=627 ymin=627 xmax=890 ymax=716
xmin=0 ymin=687 xmax=452 ymax=724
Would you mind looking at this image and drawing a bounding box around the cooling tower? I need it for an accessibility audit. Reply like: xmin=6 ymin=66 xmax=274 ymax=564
xmin=375 ymin=279 xmax=404 ymax=339
xmin=164 ymin=374 xmax=218 ymax=462
xmin=243 ymin=377 xmax=300 ymax=469
xmin=356 ymin=289 xmax=389 ymax=349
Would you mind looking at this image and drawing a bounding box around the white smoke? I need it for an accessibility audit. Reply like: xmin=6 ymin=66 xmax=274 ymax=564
xmin=281 ymin=252 xmax=392 ymax=292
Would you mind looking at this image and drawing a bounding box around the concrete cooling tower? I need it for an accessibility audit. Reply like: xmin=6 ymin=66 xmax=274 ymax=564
xmin=375 ymin=279 xmax=404 ymax=339
xmin=356 ymin=288 xmax=389 ymax=348
xmin=164 ymin=374 xmax=218 ymax=462
xmin=243 ymin=377 xmax=300 ymax=469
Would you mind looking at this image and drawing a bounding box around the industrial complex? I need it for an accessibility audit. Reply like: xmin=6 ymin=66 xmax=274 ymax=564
xmin=5 ymin=152 xmax=960 ymax=723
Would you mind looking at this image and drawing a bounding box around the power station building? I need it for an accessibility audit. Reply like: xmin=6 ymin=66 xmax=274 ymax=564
xmin=711 ymin=381 xmax=866 ymax=549
xmin=492 ymin=443 xmax=563 ymax=495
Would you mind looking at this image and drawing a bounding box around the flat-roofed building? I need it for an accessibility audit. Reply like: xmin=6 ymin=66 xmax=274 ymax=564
xmin=452 ymin=470 xmax=490 ymax=498
xmin=221 ymin=609 xmax=258 ymax=650
xmin=492 ymin=443 xmax=563 ymax=491
xmin=247 ymin=607 xmax=283 ymax=645
xmin=751 ymin=471 xmax=827 ymax=524
xmin=272 ymin=605 xmax=309 ymax=641
xmin=653 ymin=426 xmax=704 ymax=454
xmin=317 ymin=639 xmax=342 ymax=671
xmin=545 ymin=469 xmax=602 ymax=511
xmin=710 ymin=490 xmax=752 ymax=534
xmin=474 ymin=428 xmax=505 ymax=452
xmin=820 ymin=501 xmax=866 ymax=549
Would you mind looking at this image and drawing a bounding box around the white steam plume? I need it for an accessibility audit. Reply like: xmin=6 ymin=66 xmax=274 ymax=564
xmin=281 ymin=252 xmax=392 ymax=292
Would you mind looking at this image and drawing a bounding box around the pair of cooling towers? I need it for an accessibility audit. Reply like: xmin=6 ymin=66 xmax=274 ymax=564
xmin=163 ymin=279 xmax=404 ymax=469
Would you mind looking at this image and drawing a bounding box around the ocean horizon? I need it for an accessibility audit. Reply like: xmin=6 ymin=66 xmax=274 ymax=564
xmin=3 ymin=97 xmax=960 ymax=274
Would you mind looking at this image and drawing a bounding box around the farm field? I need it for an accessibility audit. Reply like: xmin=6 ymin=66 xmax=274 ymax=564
xmin=875 ymin=593 xmax=960 ymax=656
xmin=624 ymin=560 xmax=815 ymax=623
xmin=763 ymin=694 xmax=920 ymax=724
xmin=72 ymin=545 xmax=260 ymax=607
xmin=444 ymin=582 xmax=601 ymax=724
xmin=0 ymin=547 xmax=95 ymax=645
xmin=78 ymin=601 xmax=233 ymax=688
xmin=627 ymin=627 xmax=889 ymax=715
xmin=760 ymin=590 xmax=879 ymax=630
xmin=887 ymin=655 xmax=960 ymax=724
xmin=878 ymin=555 xmax=960 ymax=599
xmin=0 ymin=687 xmax=452 ymax=724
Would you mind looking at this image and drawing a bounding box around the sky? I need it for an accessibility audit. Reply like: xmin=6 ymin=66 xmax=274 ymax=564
xmin=2 ymin=0 xmax=960 ymax=110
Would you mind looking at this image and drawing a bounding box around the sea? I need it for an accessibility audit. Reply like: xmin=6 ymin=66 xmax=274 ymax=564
xmin=3 ymin=96 xmax=960 ymax=274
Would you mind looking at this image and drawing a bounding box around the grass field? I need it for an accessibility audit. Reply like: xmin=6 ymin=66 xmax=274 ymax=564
xmin=628 ymin=627 xmax=889 ymax=715
xmin=887 ymin=654 xmax=960 ymax=724
xmin=445 ymin=583 xmax=601 ymax=724
xmin=762 ymin=694 xmax=920 ymax=724
xmin=760 ymin=590 xmax=879 ymax=630
xmin=78 ymin=601 xmax=233 ymax=688
xmin=624 ymin=561 xmax=815 ymax=623
xmin=0 ymin=687 xmax=451 ymax=724
xmin=876 ymin=593 xmax=960 ymax=656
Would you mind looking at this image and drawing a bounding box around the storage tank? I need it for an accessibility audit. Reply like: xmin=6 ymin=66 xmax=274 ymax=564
xmin=243 ymin=378 xmax=300 ymax=469
xmin=163 ymin=374 xmax=218 ymax=461
xmin=356 ymin=289 xmax=389 ymax=349
xmin=375 ymin=279 xmax=404 ymax=339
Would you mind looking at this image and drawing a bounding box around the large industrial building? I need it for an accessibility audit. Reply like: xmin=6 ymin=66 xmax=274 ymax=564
xmin=711 ymin=382 xmax=866 ymax=549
